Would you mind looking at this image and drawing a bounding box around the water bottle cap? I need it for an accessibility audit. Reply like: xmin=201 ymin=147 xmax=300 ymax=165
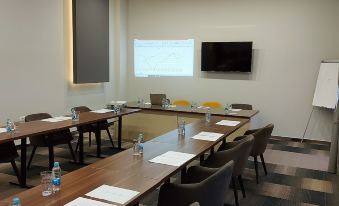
xmin=54 ymin=162 xmax=60 ymax=167
xmin=12 ymin=198 xmax=20 ymax=204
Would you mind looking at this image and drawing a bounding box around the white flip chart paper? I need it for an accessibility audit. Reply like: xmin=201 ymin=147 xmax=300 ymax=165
xmin=191 ymin=132 xmax=224 ymax=141
xmin=149 ymin=151 xmax=195 ymax=167
xmin=312 ymin=63 xmax=339 ymax=109
xmin=86 ymin=185 xmax=139 ymax=205
xmin=216 ymin=120 xmax=240 ymax=126
xmin=65 ymin=197 xmax=116 ymax=206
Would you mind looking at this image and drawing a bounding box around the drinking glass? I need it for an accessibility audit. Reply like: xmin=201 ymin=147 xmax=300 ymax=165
xmin=40 ymin=171 xmax=53 ymax=197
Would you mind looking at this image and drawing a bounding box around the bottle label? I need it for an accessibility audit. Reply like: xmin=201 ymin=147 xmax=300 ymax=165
xmin=52 ymin=178 xmax=61 ymax=186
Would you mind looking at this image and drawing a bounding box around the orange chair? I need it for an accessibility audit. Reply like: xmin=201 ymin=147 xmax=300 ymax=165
xmin=173 ymin=100 xmax=192 ymax=106
xmin=202 ymin=101 xmax=223 ymax=108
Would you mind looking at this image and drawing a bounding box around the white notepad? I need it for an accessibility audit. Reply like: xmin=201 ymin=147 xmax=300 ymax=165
xmin=191 ymin=132 xmax=224 ymax=141
xmin=149 ymin=151 xmax=195 ymax=167
xmin=65 ymin=197 xmax=116 ymax=206
xmin=216 ymin=120 xmax=240 ymax=126
xmin=111 ymin=100 xmax=127 ymax=104
xmin=86 ymin=185 xmax=139 ymax=205
xmin=0 ymin=128 xmax=7 ymax=133
xmin=231 ymin=109 xmax=242 ymax=112
xmin=41 ymin=116 xmax=72 ymax=123
xmin=90 ymin=109 xmax=113 ymax=114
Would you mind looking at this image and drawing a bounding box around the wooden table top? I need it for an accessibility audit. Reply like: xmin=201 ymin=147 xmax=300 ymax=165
xmin=0 ymin=108 xmax=140 ymax=144
xmin=125 ymin=101 xmax=259 ymax=118
xmin=1 ymin=116 xmax=249 ymax=206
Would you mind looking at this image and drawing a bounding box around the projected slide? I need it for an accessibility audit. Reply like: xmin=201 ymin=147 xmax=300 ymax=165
xmin=134 ymin=39 xmax=194 ymax=77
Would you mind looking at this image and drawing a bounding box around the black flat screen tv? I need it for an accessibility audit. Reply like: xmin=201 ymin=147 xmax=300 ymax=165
xmin=201 ymin=42 xmax=253 ymax=72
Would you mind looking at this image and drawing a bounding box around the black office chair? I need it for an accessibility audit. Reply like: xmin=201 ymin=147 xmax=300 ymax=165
xmin=202 ymin=135 xmax=254 ymax=206
xmin=234 ymin=124 xmax=274 ymax=183
xmin=0 ymin=141 xmax=21 ymax=185
xmin=25 ymin=113 xmax=77 ymax=170
xmin=72 ymin=106 xmax=115 ymax=152
xmin=158 ymin=161 xmax=234 ymax=206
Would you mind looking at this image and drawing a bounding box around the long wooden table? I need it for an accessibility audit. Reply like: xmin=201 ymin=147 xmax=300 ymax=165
xmin=1 ymin=116 xmax=249 ymax=206
xmin=125 ymin=101 xmax=259 ymax=119
xmin=120 ymin=102 xmax=258 ymax=142
xmin=0 ymin=108 xmax=140 ymax=188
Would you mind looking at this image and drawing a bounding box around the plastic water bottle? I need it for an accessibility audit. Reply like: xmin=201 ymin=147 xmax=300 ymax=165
xmin=52 ymin=162 xmax=61 ymax=192
xmin=11 ymin=198 xmax=21 ymax=206
xmin=138 ymin=133 xmax=144 ymax=155
xmin=162 ymin=98 xmax=166 ymax=108
xmin=179 ymin=118 xmax=186 ymax=136
xmin=6 ymin=119 xmax=15 ymax=133
xmin=206 ymin=108 xmax=211 ymax=123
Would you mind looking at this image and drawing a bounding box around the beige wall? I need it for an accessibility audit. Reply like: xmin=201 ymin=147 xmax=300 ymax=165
xmin=126 ymin=0 xmax=339 ymax=141
xmin=0 ymin=0 xmax=127 ymax=125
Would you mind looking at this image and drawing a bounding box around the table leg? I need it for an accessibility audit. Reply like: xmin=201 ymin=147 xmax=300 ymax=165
xmin=181 ymin=167 xmax=187 ymax=183
xmin=20 ymin=138 xmax=27 ymax=187
xmin=96 ymin=122 xmax=102 ymax=158
xmin=118 ymin=116 xmax=122 ymax=150
xmin=78 ymin=126 xmax=84 ymax=164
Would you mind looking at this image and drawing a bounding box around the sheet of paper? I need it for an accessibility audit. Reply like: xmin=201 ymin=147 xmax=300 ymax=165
xmin=228 ymin=112 xmax=237 ymax=115
xmin=0 ymin=128 xmax=7 ymax=133
xmin=41 ymin=116 xmax=72 ymax=123
xmin=86 ymin=185 xmax=139 ymax=205
xmin=111 ymin=100 xmax=127 ymax=104
xmin=55 ymin=116 xmax=72 ymax=121
xmin=91 ymin=109 xmax=113 ymax=114
xmin=216 ymin=120 xmax=240 ymax=126
xmin=191 ymin=132 xmax=224 ymax=141
xmin=168 ymin=105 xmax=176 ymax=108
xmin=149 ymin=151 xmax=195 ymax=167
xmin=144 ymin=102 xmax=151 ymax=105
xmin=41 ymin=118 xmax=62 ymax=123
xmin=65 ymin=197 xmax=116 ymax=206
xmin=231 ymin=109 xmax=242 ymax=112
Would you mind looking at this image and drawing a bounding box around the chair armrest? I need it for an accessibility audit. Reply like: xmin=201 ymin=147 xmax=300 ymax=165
xmin=244 ymin=128 xmax=260 ymax=135
xmin=218 ymin=141 xmax=238 ymax=151
xmin=158 ymin=182 xmax=200 ymax=206
xmin=203 ymin=149 xmax=234 ymax=168
xmin=186 ymin=166 xmax=218 ymax=184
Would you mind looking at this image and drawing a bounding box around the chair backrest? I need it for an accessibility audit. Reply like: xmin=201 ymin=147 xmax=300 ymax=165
xmin=231 ymin=103 xmax=253 ymax=110
xmin=25 ymin=113 xmax=52 ymax=122
xmin=72 ymin=106 xmax=91 ymax=113
xmin=158 ymin=161 xmax=234 ymax=206
xmin=173 ymin=100 xmax=192 ymax=106
xmin=201 ymin=101 xmax=222 ymax=108
xmin=25 ymin=113 xmax=53 ymax=146
xmin=203 ymin=135 xmax=254 ymax=177
xmin=150 ymin=94 xmax=166 ymax=105
xmin=251 ymin=124 xmax=274 ymax=156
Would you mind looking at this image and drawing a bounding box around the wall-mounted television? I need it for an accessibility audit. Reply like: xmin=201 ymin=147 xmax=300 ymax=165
xmin=201 ymin=42 xmax=253 ymax=72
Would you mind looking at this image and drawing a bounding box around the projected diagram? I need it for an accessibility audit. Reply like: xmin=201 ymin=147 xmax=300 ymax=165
xmin=134 ymin=39 xmax=194 ymax=77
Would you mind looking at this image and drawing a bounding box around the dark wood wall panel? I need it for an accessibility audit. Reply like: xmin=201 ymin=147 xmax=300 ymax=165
xmin=73 ymin=0 xmax=109 ymax=83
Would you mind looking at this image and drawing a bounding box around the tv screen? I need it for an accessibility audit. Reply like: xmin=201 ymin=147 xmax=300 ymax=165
xmin=201 ymin=42 xmax=253 ymax=72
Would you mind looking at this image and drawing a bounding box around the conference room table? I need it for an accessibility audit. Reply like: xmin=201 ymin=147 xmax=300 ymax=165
xmin=0 ymin=108 xmax=140 ymax=188
xmin=125 ymin=101 xmax=259 ymax=119
xmin=1 ymin=116 xmax=249 ymax=206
